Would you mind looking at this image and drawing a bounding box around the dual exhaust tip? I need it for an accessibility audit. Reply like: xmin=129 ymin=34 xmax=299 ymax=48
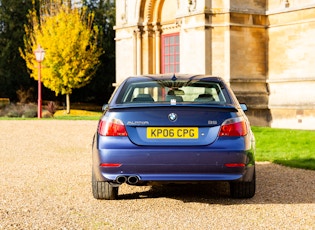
xmin=116 ymin=175 xmax=139 ymax=185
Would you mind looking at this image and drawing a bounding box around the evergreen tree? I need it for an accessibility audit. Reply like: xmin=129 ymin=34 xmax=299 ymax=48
xmin=0 ymin=0 xmax=36 ymax=100
xmin=74 ymin=0 xmax=116 ymax=104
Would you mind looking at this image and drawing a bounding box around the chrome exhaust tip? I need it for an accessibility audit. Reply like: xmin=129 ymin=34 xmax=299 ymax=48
xmin=127 ymin=176 xmax=139 ymax=185
xmin=116 ymin=176 xmax=127 ymax=184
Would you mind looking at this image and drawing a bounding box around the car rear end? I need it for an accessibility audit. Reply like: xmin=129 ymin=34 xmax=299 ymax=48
xmin=92 ymin=74 xmax=256 ymax=199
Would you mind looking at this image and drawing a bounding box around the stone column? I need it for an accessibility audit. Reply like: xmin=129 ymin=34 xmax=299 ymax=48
xmin=134 ymin=28 xmax=143 ymax=75
xmin=153 ymin=22 xmax=161 ymax=74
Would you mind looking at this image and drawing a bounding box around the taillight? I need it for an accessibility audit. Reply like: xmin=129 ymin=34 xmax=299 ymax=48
xmin=100 ymin=163 xmax=122 ymax=167
xmin=98 ymin=118 xmax=128 ymax=136
xmin=224 ymin=163 xmax=245 ymax=168
xmin=219 ymin=117 xmax=248 ymax=137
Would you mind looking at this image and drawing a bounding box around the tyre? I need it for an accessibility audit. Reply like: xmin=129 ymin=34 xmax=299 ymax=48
xmin=230 ymin=172 xmax=256 ymax=199
xmin=92 ymin=171 xmax=118 ymax=200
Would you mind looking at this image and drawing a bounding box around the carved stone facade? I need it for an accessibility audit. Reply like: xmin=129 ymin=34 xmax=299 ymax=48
xmin=115 ymin=0 xmax=315 ymax=129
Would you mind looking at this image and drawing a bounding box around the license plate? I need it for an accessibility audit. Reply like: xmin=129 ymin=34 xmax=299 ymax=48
xmin=147 ymin=127 xmax=198 ymax=139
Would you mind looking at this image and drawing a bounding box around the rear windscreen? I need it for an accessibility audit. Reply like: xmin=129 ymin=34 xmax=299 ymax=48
xmin=116 ymin=79 xmax=229 ymax=104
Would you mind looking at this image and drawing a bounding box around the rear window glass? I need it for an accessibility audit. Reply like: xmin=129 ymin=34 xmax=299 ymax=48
xmin=116 ymin=78 xmax=228 ymax=104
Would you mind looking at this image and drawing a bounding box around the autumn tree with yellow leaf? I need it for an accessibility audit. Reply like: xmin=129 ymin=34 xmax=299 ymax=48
xmin=21 ymin=2 xmax=102 ymax=114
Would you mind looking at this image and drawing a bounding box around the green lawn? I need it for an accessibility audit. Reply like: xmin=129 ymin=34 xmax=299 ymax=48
xmin=54 ymin=109 xmax=101 ymax=120
xmin=252 ymin=127 xmax=315 ymax=170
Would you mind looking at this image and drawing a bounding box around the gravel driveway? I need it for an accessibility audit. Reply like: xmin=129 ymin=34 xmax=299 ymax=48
xmin=0 ymin=120 xmax=314 ymax=229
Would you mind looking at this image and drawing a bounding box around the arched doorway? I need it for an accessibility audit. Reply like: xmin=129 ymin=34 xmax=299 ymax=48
xmin=138 ymin=0 xmax=180 ymax=74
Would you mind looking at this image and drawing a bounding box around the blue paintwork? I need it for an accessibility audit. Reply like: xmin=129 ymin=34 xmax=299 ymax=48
xmin=92 ymin=74 xmax=255 ymax=185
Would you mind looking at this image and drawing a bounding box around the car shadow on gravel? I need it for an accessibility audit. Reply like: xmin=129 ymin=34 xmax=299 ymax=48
xmin=117 ymin=162 xmax=315 ymax=205
xmin=118 ymin=182 xmax=231 ymax=203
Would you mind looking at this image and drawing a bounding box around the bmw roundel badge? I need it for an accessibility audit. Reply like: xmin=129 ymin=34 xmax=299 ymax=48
xmin=168 ymin=113 xmax=177 ymax=122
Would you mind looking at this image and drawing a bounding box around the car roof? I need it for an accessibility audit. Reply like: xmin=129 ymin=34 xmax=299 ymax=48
xmin=126 ymin=74 xmax=224 ymax=82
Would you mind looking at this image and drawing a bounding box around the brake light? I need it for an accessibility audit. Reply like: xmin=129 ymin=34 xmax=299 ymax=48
xmin=225 ymin=163 xmax=245 ymax=168
xmin=100 ymin=163 xmax=122 ymax=167
xmin=98 ymin=118 xmax=128 ymax=136
xmin=219 ymin=117 xmax=248 ymax=137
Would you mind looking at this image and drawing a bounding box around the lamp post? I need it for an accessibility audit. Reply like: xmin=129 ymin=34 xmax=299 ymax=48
xmin=34 ymin=45 xmax=45 ymax=118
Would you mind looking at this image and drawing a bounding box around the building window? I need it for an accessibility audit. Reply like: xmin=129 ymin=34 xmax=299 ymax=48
xmin=161 ymin=33 xmax=180 ymax=73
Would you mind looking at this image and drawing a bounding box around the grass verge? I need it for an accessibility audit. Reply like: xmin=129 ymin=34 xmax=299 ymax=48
xmin=252 ymin=127 xmax=315 ymax=170
xmin=54 ymin=109 xmax=102 ymax=120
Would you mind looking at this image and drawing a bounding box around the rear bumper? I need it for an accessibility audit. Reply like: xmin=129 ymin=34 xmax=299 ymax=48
xmin=92 ymin=136 xmax=255 ymax=184
xmin=101 ymin=172 xmax=247 ymax=182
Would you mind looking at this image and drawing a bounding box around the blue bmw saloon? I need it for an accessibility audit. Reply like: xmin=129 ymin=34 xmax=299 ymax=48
xmin=92 ymin=74 xmax=256 ymax=200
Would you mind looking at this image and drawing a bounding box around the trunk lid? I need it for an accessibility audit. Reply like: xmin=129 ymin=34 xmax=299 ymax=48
xmin=108 ymin=105 xmax=238 ymax=146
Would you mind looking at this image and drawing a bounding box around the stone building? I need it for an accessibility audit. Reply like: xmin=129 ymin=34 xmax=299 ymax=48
xmin=114 ymin=0 xmax=315 ymax=129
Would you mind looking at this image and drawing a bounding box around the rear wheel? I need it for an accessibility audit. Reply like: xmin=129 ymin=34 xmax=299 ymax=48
xmin=230 ymin=171 xmax=256 ymax=199
xmin=92 ymin=172 xmax=118 ymax=200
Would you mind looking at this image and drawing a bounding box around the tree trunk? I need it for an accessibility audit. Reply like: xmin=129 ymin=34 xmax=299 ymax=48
xmin=66 ymin=94 xmax=70 ymax=114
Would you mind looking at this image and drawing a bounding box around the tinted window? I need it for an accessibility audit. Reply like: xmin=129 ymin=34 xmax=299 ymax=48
xmin=116 ymin=78 xmax=228 ymax=104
